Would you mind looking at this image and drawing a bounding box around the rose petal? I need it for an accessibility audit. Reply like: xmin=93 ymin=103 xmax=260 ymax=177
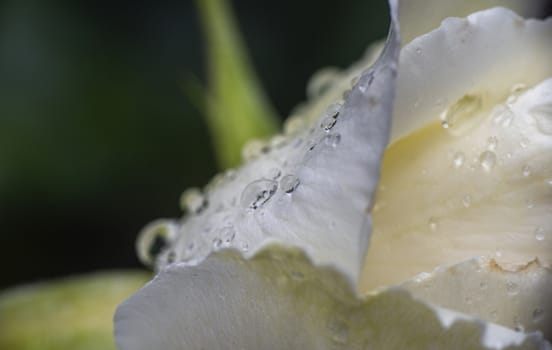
xmin=361 ymin=8 xmax=552 ymax=291
xmin=401 ymin=257 xmax=552 ymax=339
xmin=115 ymin=247 xmax=550 ymax=349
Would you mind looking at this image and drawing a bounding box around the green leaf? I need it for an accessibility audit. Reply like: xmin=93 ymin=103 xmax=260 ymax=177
xmin=196 ymin=0 xmax=280 ymax=169
xmin=0 ymin=271 xmax=149 ymax=350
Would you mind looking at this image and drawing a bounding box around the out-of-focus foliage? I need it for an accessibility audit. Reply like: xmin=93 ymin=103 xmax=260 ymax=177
xmin=196 ymin=0 xmax=279 ymax=169
xmin=0 ymin=271 xmax=150 ymax=350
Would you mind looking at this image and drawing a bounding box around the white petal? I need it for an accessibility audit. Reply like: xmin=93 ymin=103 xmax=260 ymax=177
xmin=361 ymin=8 xmax=552 ymax=291
xmin=402 ymin=257 xmax=552 ymax=339
xmin=399 ymin=0 xmax=547 ymax=44
xmin=392 ymin=7 xmax=552 ymax=141
xmin=115 ymin=247 xmax=550 ymax=350
xmin=135 ymin=3 xmax=401 ymax=286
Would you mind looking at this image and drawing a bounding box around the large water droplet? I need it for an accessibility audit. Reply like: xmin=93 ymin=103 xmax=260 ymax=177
xmin=479 ymin=151 xmax=496 ymax=172
xmin=241 ymin=179 xmax=278 ymax=210
xmin=530 ymin=102 xmax=552 ymax=135
xmin=440 ymin=94 xmax=482 ymax=133
xmin=180 ymin=188 xmax=207 ymax=214
xmin=452 ymin=152 xmax=465 ymax=168
xmin=535 ymin=226 xmax=545 ymax=241
xmin=280 ymin=175 xmax=300 ymax=194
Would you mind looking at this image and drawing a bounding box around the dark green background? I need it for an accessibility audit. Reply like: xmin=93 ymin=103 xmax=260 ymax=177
xmin=0 ymin=0 xmax=389 ymax=289
xmin=1 ymin=0 xmax=549 ymax=290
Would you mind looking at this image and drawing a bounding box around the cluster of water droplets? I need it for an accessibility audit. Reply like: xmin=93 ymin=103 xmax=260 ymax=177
xmin=136 ymin=96 xmax=349 ymax=270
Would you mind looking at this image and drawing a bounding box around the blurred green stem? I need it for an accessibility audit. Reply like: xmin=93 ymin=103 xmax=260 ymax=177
xmin=196 ymin=0 xmax=280 ymax=169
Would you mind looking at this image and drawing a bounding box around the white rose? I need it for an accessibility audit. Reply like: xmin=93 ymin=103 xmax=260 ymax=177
xmin=115 ymin=1 xmax=552 ymax=349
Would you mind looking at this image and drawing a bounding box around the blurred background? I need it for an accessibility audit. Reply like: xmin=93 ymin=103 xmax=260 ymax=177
xmin=0 ymin=0 xmax=392 ymax=290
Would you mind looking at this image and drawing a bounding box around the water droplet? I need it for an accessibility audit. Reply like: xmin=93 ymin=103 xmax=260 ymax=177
xmin=325 ymin=103 xmax=342 ymax=119
xmin=487 ymin=136 xmax=498 ymax=151
xmin=526 ymin=199 xmax=535 ymax=209
xmin=530 ymin=102 xmax=552 ymax=135
xmin=241 ymin=242 xmax=249 ymax=252
xmin=307 ymin=68 xmax=340 ymax=98
xmin=452 ymin=152 xmax=465 ymax=168
xmin=522 ymin=164 xmax=531 ymax=177
xmin=280 ymin=175 xmax=300 ymax=194
xmin=180 ymin=188 xmax=207 ymax=214
xmin=492 ymin=104 xmax=515 ymax=128
xmin=514 ymin=319 xmax=525 ymax=333
xmin=320 ymin=116 xmax=337 ymax=132
xmin=242 ymin=139 xmax=268 ymax=161
xmin=415 ymin=47 xmax=422 ymax=55
xmin=439 ymin=94 xmax=482 ymax=132
xmin=270 ymin=135 xmax=287 ymax=149
xmin=532 ymin=308 xmax=545 ymax=323
xmin=267 ymin=168 xmax=281 ymax=180
xmin=462 ymin=194 xmax=472 ymax=208
xmin=220 ymin=226 xmax=236 ymax=245
xmin=342 ymin=89 xmax=351 ymax=100
xmin=535 ymin=226 xmax=545 ymax=241
xmin=137 ymin=220 xmax=177 ymax=267
xmin=212 ymin=238 xmax=223 ymax=249
xmin=284 ymin=116 xmax=306 ymax=135
xmin=519 ymin=137 xmax=529 ymax=148
xmin=241 ymin=179 xmax=278 ymax=210
xmin=428 ymin=217 xmax=439 ymax=232
xmin=479 ymin=151 xmax=496 ymax=172
xmin=327 ymin=319 xmax=349 ymax=344
xmin=506 ymin=280 xmax=520 ymax=295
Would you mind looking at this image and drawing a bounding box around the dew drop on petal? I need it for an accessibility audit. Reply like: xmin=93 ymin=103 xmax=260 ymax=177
xmin=220 ymin=226 xmax=236 ymax=245
xmin=267 ymin=167 xmax=281 ymax=180
xmin=452 ymin=152 xmax=465 ymax=168
xmin=522 ymin=164 xmax=531 ymax=177
xmin=241 ymin=179 xmax=278 ymax=210
xmin=462 ymin=194 xmax=472 ymax=208
xmin=479 ymin=151 xmax=496 ymax=172
xmin=506 ymin=280 xmax=520 ymax=295
xmin=487 ymin=136 xmax=498 ymax=151
xmin=440 ymin=94 xmax=482 ymax=131
xmin=320 ymin=116 xmax=337 ymax=132
xmin=280 ymin=174 xmax=300 ymax=194
xmin=428 ymin=217 xmax=439 ymax=232
xmin=492 ymin=104 xmax=515 ymax=128
xmin=180 ymin=188 xmax=207 ymax=214
xmin=519 ymin=137 xmax=530 ymax=148
xmin=212 ymin=238 xmax=223 ymax=249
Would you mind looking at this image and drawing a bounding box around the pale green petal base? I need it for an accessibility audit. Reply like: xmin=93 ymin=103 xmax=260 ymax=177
xmin=0 ymin=271 xmax=149 ymax=350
